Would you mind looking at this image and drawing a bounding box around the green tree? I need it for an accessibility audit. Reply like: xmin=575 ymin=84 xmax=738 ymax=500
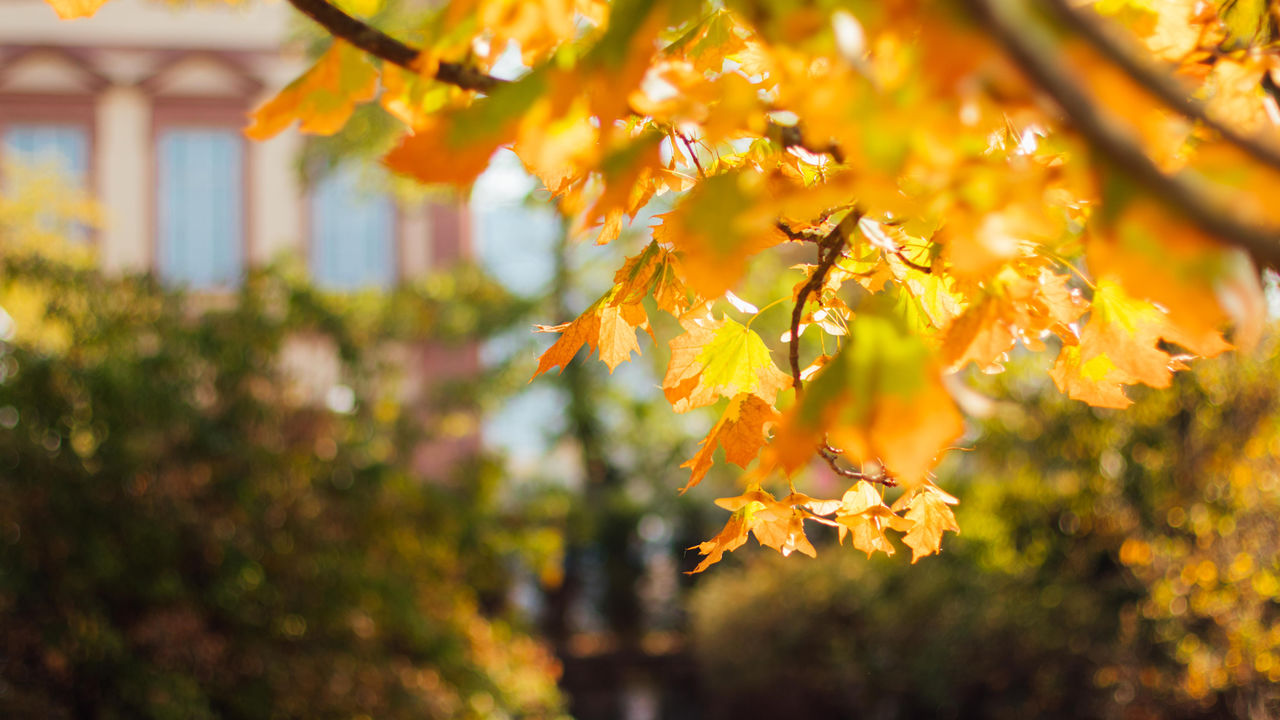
xmin=0 ymin=238 xmax=565 ymax=719
xmin=691 ymin=339 xmax=1280 ymax=719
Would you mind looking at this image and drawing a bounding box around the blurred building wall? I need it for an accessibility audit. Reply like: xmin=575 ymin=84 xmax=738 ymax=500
xmin=0 ymin=0 xmax=479 ymax=476
xmin=0 ymin=0 xmax=466 ymax=286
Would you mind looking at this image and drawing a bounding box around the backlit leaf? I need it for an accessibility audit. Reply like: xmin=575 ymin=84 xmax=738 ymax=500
xmin=892 ymin=484 xmax=960 ymax=563
xmin=680 ymin=393 xmax=780 ymax=492
xmin=245 ymin=42 xmax=378 ymax=140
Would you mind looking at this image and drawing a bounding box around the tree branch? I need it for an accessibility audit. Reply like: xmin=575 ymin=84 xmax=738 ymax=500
xmin=788 ymin=224 xmax=848 ymax=394
xmin=966 ymin=0 xmax=1280 ymax=272
xmin=283 ymin=0 xmax=505 ymax=93
xmin=1045 ymin=0 xmax=1280 ymax=174
xmin=818 ymin=445 xmax=897 ymax=486
xmin=786 ymin=225 xmax=898 ymax=486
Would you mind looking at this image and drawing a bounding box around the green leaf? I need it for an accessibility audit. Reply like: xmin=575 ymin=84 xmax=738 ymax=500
xmin=695 ymin=318 xmax=789 ymax=399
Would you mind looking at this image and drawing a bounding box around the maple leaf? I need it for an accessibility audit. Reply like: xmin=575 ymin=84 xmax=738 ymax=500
xmin=512 ymin=71 xmax=600 ymax=194
xmin=662 ymin=307 xmax=791 ymax=413
xmin=531 ymin=242 xmax=692 ymax=377
xmin=834 ymin=482 xmax=914 ymax=558
xmin=1086 ymin=200 xmax=1264 ymax=350
xmin=245 ymin=42 xmax=378 ymax=140
xmin=942 ymin=267 xmax=1086 ymax=372
xmin=532 ymin=294 xmax=649 ymax=376
xmin=1051 ymin=281 xmax=1231 ymax=407
xmin=612 ymin=241 xmax=689 ymax=316
xmin=680 ymin=393 xmax=780 ymax=492
xmin=689 ymin=487 xmax=820 ymax=572
xmin=891 ymin=484 xmax=960 ymax=563
xmin=689 ymin=509 xmax=751 ymax=574
xmin=773 ymin=300 xmax=964 ymax=486
xmin=385 ymin=70 xmax=546 ymax=187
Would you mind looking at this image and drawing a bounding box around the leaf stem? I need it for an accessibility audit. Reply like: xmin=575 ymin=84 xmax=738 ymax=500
xmin=744 ymin=295 xmax=788 ymax=328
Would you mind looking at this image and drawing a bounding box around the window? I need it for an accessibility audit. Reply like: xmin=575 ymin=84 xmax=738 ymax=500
xmin=2 ymin=123 xmax=92 ymax=241
xmin=156 ymin=128 xmax=243 ymax=289
xmin=2 ymin=123 xmax=88 ymax=186
xmin=309 ymin=165 xmax=395 ymax=290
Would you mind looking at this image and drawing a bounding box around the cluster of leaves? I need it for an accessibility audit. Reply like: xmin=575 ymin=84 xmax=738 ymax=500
xmin=0 ymin=239 xmax=566 ymax=719
xmin=690 ymin=339 xmax=1280 ymax=719
xmin=44 ymin=0 xmax=1280 ymax=568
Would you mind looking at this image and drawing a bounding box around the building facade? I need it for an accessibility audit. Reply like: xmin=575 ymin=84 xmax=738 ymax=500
xmin=0 ymin=0 xmax=480 ymax=473
xmin=0 ymin=0 xmax=468 ymax=289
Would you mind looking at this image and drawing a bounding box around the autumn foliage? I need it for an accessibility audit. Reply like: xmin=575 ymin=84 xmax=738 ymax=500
xmin=45 ymin=0 xmax=1280 ymax=569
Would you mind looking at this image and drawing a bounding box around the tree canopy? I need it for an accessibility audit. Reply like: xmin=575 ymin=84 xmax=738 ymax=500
xmin=44 ymin=0 xmax=1280 ymax=569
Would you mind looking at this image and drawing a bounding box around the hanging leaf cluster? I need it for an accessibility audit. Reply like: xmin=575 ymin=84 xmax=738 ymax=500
xmin=46 ymin=0 xmax=1280 ymax=569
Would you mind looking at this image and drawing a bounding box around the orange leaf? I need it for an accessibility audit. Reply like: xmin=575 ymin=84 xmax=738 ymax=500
xmin=1086 ymin=200 xmax=1263 ymax=351
xmin=688 ymin=509 xmax=751 ymax=574
xmin=383 ymin=114 xmax=507 ymax=187
xmin=42 ymin=0 xmax=109 ymax=20
xmin=245 ymin=42 xmax=378 ymax=140
xmin=891 ymin=484 xmax=960 ymax=563
xmin=834 ymin=482 xmax=913 ymax=558
xmin=532 ymin=292 xmax=650 ymax=376
xmin=773 ymin=306 xmax=963 ymax=486
xmin=679 ymin=394 xmax=780 ymax=492
xmin=661 ymin=171 xmax=781 ymax=298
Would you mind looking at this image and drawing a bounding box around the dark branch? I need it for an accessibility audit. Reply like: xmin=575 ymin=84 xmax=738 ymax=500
xmin=788 ymin=223 xmax=849 ymax=394
xmin=769 ymin=122 xmax=846 ymax=163
xmin=1046 ymin=0 xmax=1280 ymax=174
xmin=966 ymin=0 xmax=1280 ymax=272
xmin=283 ymin=0 xmax=505 ymax=93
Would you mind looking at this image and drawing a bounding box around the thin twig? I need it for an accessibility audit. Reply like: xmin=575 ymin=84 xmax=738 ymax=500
xmin=819 ymin=446 xmax=897 ymax=486
xmin=677 ymin=131 xmax=707 ymax=178
xmin=1045 ymin=0 xmax=1280 ymax=174
xmin=965 ymin=0 xmax=1280 ymax=272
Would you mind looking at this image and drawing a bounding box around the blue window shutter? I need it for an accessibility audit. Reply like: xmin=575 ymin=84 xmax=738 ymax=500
xmin=157 ymin=129 xmax=243 ymax=289
xmin=310 ymin=166 xmax=395 ymax=290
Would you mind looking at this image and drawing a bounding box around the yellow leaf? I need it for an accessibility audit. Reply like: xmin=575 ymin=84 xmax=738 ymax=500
xmin=662 ymin=307 xmax=791 ymax=413
xmin=1051 ymin=281 xmax=1230 ymax=408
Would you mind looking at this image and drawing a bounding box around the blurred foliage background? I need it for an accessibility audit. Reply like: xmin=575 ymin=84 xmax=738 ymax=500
xmin=0 ymin=181 xmax=566 ymax=719
xmin=690 ymin=343 xmax=1280 ymax=720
